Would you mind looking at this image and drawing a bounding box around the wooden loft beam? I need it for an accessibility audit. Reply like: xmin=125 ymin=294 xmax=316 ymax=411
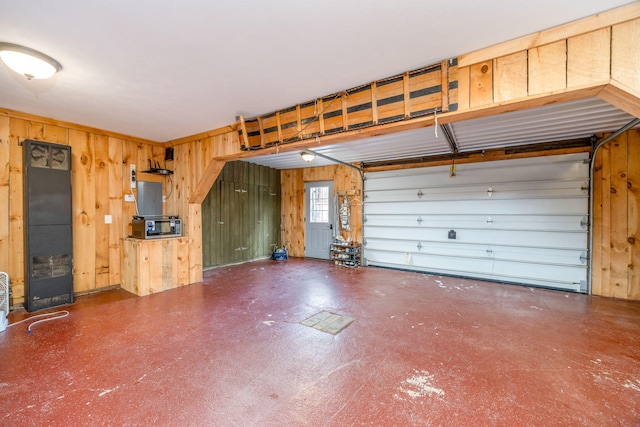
xmin=211 ymin=83 xmax=607 ymax=163
xmin=371 ymin=82 xmax=379 ymax=125
xmin=238 ymin=115 xmax=249 ymax=148
xmin=598 ymin=80 xmax=640 ymax=118
xmin=459 ymin=2 xmax=640 ymax=67
xmin=189 ymin=159 xmax=226 ymax=204
xmin=441 ymin=60 xmax=450 ymax=112
xmin=257 ymin=116 xmax=266 ymax=148
xmin=296 ymin=105 xmax=302 ymax=139
xmin=276 ymin=111 xmax=283 ymax=143
xmin=403 ymin=72 xmax=410 ymax=118
xmin=317 ymin=98 xmax=325 ymax=135
xmin=342 ymin=91 xmax=349 ymax=131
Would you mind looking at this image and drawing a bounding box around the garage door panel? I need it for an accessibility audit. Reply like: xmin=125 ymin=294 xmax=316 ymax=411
xmin=364 ymin=214 xmax=588 ymax=232
xmin=365 ymin=227 xmax=585 ymax=249
xmin=365 ymin=198 xmax=587 ymax=216
xmin=365 ymin=156 xmax=589 ymax=191
xmin=363 ymin=153 xmax=590 ymax=291
xmin=365 ymin=249 xmax=584 ymax=291
xmin=365 ymin=238 xmax=586 ymax=266
xmin=365 ymin=249 xmax=496 ymax=275
xmin=364 ymin=181 xmax=588 ymax=203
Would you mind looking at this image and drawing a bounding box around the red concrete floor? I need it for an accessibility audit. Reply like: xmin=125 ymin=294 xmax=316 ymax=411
xmin=1 ymin=258 xmax=640 ymax=426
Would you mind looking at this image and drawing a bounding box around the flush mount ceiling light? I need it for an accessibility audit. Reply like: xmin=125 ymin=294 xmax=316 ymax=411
xmin=0 ymin=42 xmax=62 ymax=80
xmin=300 ymin=151 xmax=316 ymax=162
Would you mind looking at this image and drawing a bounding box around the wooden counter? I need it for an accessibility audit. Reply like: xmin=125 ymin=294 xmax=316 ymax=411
xmin=121 ymin=237 xmax=190 ymax=296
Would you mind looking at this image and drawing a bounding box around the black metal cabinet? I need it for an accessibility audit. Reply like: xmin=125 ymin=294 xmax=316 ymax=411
xmin=24 ymin=140 xmax=73 ymax=312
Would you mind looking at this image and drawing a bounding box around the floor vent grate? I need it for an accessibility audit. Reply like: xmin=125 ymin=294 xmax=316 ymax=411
xmin=300 ymin=311 xmax=354 ymax=335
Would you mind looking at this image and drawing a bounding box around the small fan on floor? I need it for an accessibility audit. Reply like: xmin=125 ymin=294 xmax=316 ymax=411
xmin=0 ymin=272 xmax=9 ymax=332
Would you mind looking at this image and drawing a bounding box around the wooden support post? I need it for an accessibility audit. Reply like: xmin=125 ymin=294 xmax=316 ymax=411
xmin=441 ymin=60 xmax=450 ymax=113
xmin=342 ymin=91 xmax=349 ymax=131
xmin=238 ymin=115 xmax=249 ymax=148
xmin=371 ymin=82 xmax=379 ymax=125
xmin=189 ymin=159 xmax=226 ymax=204
xmin=257 ymin=116 xmax=266 ymax=148
xmin=276 ymin=111 xmax=283 ymax=143
xmin=403 ymin=72 xmax=410 ymax=118
xmin=317 ymin=98 xmax=325 ymax=135
xmin=296 ymin=105 xmax=302 ymax=139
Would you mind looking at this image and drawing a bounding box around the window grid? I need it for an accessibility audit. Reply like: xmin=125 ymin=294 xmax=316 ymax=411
xmin=309 ymin=186 xmax=329 ymax=223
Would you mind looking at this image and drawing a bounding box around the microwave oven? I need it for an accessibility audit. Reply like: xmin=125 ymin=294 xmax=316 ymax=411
xmin=131 ymin=216 xmax=182 ymax=239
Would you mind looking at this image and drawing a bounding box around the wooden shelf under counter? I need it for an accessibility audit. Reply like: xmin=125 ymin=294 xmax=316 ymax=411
xmin=121 ymin=237 xmax=190 ymax=296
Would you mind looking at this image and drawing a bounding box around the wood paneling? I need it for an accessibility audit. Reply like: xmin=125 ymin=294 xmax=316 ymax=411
xmin=493 ymin=51 xmax=528 ymax=102
xmin=628 ymin=131 xmax=640 ymax=300
xmin=609 ymin=134 xmax=629 ymax=298
xmin=94 ymin=134 xmax=110 ymax=289
xmin=121 ymin=237 xmax=189 ymax=296
xmin=0 ymin=112 xmax=176 ymax=304
xmin=612 ymin=19 xmax=640 ymax=91
xmin=70 ymin=129 xmax=96 ymax=294
xmin=458 ymin=16 xmax=640 ymax=117
xmin=281 ymin=165 xmax=362 ymax=257
xmin=0 ymin=117 xmax=9 ymax=283
xmin=592 ymin=130 xmax=640 ymax=300
xmin=528 ymin=41 xmax=567 ymax=95
xmin=456 ymin=66 xmax=470 ymax=111
xmin=567 ymin=28 xmax=611 ymax=87
xmin=8 ymin=119 xmax=26 ymax=301
xmin=469 ymin=61 xmax=493 ymax=107
xmin=458 ymin=2 xmax=640 ymax=67
xmin=108 ymin=137 xmax=123 ymax=287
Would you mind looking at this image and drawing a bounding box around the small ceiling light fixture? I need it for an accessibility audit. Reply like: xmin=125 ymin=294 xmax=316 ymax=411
xmin=0 ymin=42 xmax=62 ymax=80
xmin=301 ymin=151 xmax=316 ymax=162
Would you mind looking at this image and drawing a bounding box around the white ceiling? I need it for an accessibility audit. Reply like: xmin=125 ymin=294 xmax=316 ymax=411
xmin=0 ymin=0 xmax=634 ymax=143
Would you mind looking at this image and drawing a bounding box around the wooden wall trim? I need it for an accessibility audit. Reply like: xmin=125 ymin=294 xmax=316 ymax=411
xmin=0 ymin=107 xmax=161 ymax=146
xmin=459 ymin=2 xmax=640 ymax=67
xmin=167 ymin=125 xmax=237 ymax=147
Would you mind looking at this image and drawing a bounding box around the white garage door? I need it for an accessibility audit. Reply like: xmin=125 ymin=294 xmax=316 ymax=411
xmin=363 ymin=153 xmax=590 ymax=292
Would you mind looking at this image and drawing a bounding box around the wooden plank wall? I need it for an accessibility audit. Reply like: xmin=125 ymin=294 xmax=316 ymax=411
xmin=457 ymin=17 xmax=640 ymax=112
xmin=592 ymin=129 xmax=640 ymax=300
xmin=169 ymin=130 xmax=239 ymax=284
xmin=0 ymin=112 xmax=168 ymax=304
xmin=281 ymin=165 xmax=362 ymax=257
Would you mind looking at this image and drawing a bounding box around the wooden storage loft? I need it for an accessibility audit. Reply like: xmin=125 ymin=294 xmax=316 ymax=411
xmin=237 ymin=60 xmax=458 ymax=150
xmin=1 ymin=3 xmax=640 ymax=304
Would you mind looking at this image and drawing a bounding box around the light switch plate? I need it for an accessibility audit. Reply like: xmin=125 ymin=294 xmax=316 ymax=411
xmin=104 ymin=214 xmax=112 ymax=224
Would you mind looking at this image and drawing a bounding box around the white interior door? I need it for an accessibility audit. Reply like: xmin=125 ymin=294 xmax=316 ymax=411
xmin=363 ymin=153 xmax=590 ymax=292
xmin=305 ymin=181 xmax=334 ymax=259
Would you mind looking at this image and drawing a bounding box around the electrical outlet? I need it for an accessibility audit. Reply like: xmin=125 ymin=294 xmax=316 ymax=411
xmin=125 ymin=194 xmax=135 ymax=202
xmin=104 ymin=215 xmax=112 ymax=224
xmin=130 ymin=164 xmax=136 ymax=188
